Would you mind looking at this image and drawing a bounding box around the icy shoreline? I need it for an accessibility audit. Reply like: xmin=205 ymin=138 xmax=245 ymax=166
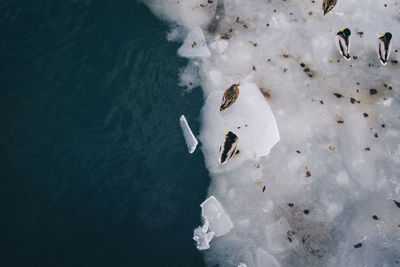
xmin=145 ymin=0 xmax=400 ymax=266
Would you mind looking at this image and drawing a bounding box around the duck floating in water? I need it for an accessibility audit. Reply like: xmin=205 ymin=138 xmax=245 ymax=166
xmin=220 ymin=84 xmax=239 ymax=111
xmin=219 ymin=131 xmax=239 ymax=165
xmin=377 ymin=32 xmax=392 ymax=65
xmin=322 ymin=0 xmax=337 ymax=15
xmin=335 ymin=28 xmax=351 ymax=60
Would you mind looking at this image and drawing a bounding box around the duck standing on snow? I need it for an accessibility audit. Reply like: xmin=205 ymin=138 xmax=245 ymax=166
xmin=377 ymin=32 xmax=392 ymax=65
xmin=220 ymin=84 xmax=239 ymax=111
xmin=335 ymin=28 xmax=351 ymax=60
xmin=322 ymin=0 xmax=337 ymax=15
xmin=219 ymin=131 xmax=238 ymax=165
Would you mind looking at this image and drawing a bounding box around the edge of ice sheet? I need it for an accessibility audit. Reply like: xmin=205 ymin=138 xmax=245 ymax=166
xmin=180 ymin=115 xmax=198 ymax=154
xmin=193 ymin=219 xmax=215 ymax=250
xmin=178 ymin=27 xmax=211 ymax=58
xmin=193 ymin=195 xmax=234 ymax=250
xmin=200 ymin=83 xmax=280 ymax=172
xmin=200 ymin=195 xmax=233 ymax=237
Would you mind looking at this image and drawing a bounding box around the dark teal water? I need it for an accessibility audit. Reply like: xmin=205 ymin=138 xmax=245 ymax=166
xmin=0 ymin=1 xmax=208 ymax=266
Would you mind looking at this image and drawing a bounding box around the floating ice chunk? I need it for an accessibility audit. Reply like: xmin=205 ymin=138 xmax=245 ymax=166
xmin=193 ymin=219 xmax=215 ymax=250
xmin=180 ymin=115 xmax=198 ymax=154
xmin=256 ymin=248 xmax=280 ymax=267
xmin=201 ymin=195 xmax=233 ymax=237
xmin=178 ymin=27 xmax=211 ymax=58
xmin=200 ymin=83 xmax=280 ymax=172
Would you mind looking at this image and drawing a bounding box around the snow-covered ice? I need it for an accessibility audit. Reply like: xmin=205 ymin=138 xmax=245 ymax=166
xmin=146 ymin=0 xmax=400 ymax=266
xmin=178 ymin=27 xmax=211 ymax=58
xmin=179 ymin=115 xmax=198 ymax=154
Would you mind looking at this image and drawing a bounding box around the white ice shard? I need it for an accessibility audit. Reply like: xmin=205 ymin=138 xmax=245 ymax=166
xmin=201 ymin=195 xmax=233 ymax=237
xmin=179 ymin=115 xmax=198 ymax=154
xmin=193 ymin=219 xmax=215 ymax=250
xmin=200 ymin=83 xmax=280 ymax=172
xmin=178 ymin=27 xmax=211 ymax=58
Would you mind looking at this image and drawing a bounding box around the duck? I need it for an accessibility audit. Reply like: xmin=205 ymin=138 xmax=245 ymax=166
xmin=377 ymin=32 xmax=392 ymax=65
xmin=335 ymin=28 xmax=351 ymax=60
xmin=219 ymin=131 xmax=239 ymax=165
xmin=220 ymin=84 xmax=239 ymax=111
xmin=322 ymin=0 xmax=337 ymax=15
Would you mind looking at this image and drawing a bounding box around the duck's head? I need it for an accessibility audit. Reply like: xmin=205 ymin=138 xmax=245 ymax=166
xmin=385 ymin=32 xmax=392 ymax=41
xmin=343 ymin=28 xmax=351 ymax=37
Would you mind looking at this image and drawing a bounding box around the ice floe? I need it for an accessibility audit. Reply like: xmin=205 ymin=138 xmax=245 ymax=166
xmin=179 ymin=115 xmax=198 ymax=154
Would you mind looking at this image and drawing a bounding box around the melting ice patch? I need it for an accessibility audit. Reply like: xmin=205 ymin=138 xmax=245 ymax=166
xmin=146 ymin=0 xmax=400 ymax=266
xmin=180 ymin=115 xmax=198 ymax=154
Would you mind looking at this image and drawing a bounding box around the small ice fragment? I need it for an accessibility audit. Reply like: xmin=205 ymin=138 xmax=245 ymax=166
xmin=180 ymin=115 xmax=198 ymax=154
xmin=193 ymin=219 xmax=215 ymax=250
xmin=178 ymin=27 xmax=211 ymax=58
xmin=238 ymin=263 xmax=247 ymax=267
xmin=201 ymin=195 xmax=233 ymax=236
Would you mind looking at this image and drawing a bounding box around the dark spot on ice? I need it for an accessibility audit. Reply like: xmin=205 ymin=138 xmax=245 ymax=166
xmin=305 ymin=171 xmax=311 ymax=177
xmin=363 ymin=113 xmax=369 ymax=118
xmin=389 ymin=86 xmax=392 ymax=90
xmin=370 ymin=89 xmax=377 ymax=95
xmin=300 ymin=63 xmax=305 ymax=68
xmin=391 ymin=60 xmax=398 ymax=65
xmin=304 ymin=209 xmax=310 ymax=214
xmin=288 ymin=203 xmax=294 ymax=207
xmin=365 ymin=147 xmax=370 ymax=151
xmin=337 ymin=119 xmax=344 ymax=124
xmin=356 ymin=83 xmax=360 ymax=85
xmin=235 ymin=149 xmax=240 ymax=155
xmin=262 ymin=186 xmax=266 ymax=192
xmin=381 ymin=124 xmax=385 ymax=128
xmin=304 ymin=67 xmax=310 ymax=72
xmin=287 ymin=231 xmax=296 ymax=242
xmin=374 ymin=133 xmax=378 ymax=138
xmin=237 ymin=126 xmax=241 ymax=129
xmin=245 ymin=124 xmax=248 ymax=127
xmin=296 ymin=150 xmax=301 ymax=154
xmin=308 ymin=11 xmax=313 ymax=16
xmin=350 ymin=97 xmax=356 ymax=104
xmin=320 ymin=100 xmax=324 ymax=104
xmin=354 ymin=243 xmax=362 ymax=248
xmin=353 ymin=56 xmax=358 ymax=60
xmin=252 ymin=65 xmax=257 ymax=71
xmin=372 ymin=215 xmax=379 ymax=220
xmin=308 ymin=74 xmax=313 ymax=78
xmin=333 ymin=93 xmax=343 ymax=98
xmin=394 ymin=200 xmax=400 ymax=208
xmin=357 ymin=32 xmax=364 ymax=37
xmin=266 ymin=23 xmax=270 ymax=27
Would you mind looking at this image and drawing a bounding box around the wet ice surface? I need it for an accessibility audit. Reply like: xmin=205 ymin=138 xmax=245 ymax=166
xmin=180 ymin=115 xmax=198 ymax=154
xmin=145 ymin=0 xmax=400 ymax=266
